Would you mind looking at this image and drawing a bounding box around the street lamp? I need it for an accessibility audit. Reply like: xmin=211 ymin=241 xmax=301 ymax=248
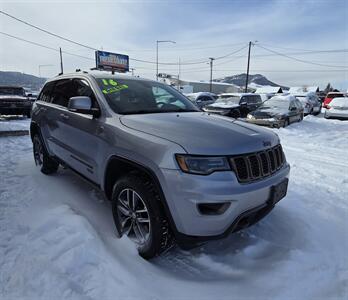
xmin=156 ymin=40 xmax=176 ymax=81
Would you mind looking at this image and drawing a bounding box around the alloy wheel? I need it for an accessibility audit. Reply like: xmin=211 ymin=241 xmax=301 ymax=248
xmin=117 ymin=188 xmax=151 ymax=245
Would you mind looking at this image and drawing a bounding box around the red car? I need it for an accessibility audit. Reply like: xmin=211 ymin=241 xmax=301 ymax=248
xmin=323 ymin=92 xmax=345 ymax=108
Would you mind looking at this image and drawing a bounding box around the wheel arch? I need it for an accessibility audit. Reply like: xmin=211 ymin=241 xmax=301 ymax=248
xmin=103 ymin=155 xmax=179 ymax=230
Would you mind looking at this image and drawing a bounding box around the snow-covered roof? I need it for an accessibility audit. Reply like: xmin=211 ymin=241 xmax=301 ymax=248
xmin=268 ymin=95 xmax=297 ymax=102
xmin=289 ymin=86 xmax=319 ymax=93
xmin=255 ymin=86 xmax=283 ymax=94
xmin=184 ymin=92 xmax=216 ymax=99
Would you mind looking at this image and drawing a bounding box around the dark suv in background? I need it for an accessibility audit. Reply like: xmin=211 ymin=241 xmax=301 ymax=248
xmin=203 ymin=93 xmax=263 ymax=118
xmin=0 ymin=86 xmax=33 ymax=117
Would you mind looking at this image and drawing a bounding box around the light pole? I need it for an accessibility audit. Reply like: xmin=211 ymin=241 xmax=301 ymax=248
xmin=38 ymin=64 xmax=54 ymax=78
xmin=156 ymin=40 xmax=176 ymax=81
xmin=209 ymin=57 xmax=215 ymax=93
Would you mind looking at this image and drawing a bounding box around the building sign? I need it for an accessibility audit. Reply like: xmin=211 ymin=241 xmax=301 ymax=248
xmin=95 ymin=51 xmax=129 ymax=73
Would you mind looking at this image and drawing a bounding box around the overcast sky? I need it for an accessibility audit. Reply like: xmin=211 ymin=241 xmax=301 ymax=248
xmin=0 ymin=0 xmax=347 ymax=89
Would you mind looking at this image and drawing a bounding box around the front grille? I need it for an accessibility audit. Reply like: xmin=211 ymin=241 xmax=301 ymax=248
xmin=230 ymin=145 xmax=286 ymax=183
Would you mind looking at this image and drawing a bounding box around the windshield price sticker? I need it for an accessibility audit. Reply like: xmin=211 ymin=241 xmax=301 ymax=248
xmin=101 ymin=79 xmax=128 ymax=94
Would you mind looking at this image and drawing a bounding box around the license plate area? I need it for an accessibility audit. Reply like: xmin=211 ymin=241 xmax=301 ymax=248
xmin=268 ymin=178 xmax=288 ymax=205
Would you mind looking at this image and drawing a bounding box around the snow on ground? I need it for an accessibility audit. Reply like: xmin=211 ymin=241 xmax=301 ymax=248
xmin=0 ymin=115 xmax=347 ymax=300
xmin=0 ymin=115 xmax=30 ymax=131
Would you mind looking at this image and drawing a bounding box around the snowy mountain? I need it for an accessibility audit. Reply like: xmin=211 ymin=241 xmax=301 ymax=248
xmin=0 ymin=71 xmax=46 ymax=90
xmin=214 ymin=73 xmax=288 ymax=89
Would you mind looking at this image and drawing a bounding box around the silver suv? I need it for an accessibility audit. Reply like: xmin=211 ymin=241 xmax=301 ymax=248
xmin=30 ymin=72 xmax=290 ymax=259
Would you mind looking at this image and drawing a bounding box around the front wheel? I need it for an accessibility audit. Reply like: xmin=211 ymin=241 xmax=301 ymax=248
xmin=111 ymin=174 xmax=173 ymax=259
xmin=283 ymin=118 xmax=290 ymax=127
xmin=33 ymin=134 xmax=59 ymax=174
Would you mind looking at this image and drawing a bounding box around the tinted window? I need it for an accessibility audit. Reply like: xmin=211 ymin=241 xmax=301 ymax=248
xmin=51 ymin=79 xmax=74 ymax=107
xmin=38 ymin=82 xmax=55 ymax=102
xmin=50 ymin=78 xmax=98 ymax=108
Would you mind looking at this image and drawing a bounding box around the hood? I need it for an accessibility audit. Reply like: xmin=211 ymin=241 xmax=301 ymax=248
xmin=250 ymin=108 xmax=288 ymax=119
xmin=0 ymin=95 xmax=29 ymax=102
xmin=120 ymin=112 xmax=279 ymax=155
xmin=206 ymin=101 xmax=240 ymax=109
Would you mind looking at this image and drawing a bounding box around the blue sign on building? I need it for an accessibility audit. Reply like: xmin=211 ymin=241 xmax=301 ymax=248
xmin=95 ymin=51 xmax=129 ymax=73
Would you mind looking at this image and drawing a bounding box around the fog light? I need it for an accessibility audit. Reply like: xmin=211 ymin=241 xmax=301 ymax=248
xmin=197 ymin=202 xmax=231 ymax=215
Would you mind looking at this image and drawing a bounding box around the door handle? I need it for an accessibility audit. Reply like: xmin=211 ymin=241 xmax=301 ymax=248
xmin=60 ymin=113 xmax=69 ymax=120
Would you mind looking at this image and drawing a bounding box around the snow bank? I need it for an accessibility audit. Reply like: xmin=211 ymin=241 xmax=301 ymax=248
xmin=0 ymin=115 xmax=347 ymax=299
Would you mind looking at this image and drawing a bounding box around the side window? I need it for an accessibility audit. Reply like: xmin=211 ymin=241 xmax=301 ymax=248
xmin=38 ymin=82 xmax=55 ymax=102
xmin=51 ymin=79 xmax=74 ymax=108
xmin=73 ymin=79 xmax=99 ymax=108
xmin=255 ymin=95 xmax=262 ymax=104
xmin=289 ymin=101 xmax=297 ymax=110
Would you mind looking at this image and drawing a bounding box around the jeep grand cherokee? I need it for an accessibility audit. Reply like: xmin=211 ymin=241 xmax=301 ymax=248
xmin=30 ymin=72 xmax=290 ymax=259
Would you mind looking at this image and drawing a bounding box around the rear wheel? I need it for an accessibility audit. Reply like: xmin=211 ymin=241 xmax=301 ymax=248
xmin=111 ymin=174 xmax=173 ymax=259
xmin=283 ymin=118 xmax=290 ymax=127
xmin=229 ymin=109 xmax=241 ymax=118
xmin=33 ymin=134 xmax=59 ymax=174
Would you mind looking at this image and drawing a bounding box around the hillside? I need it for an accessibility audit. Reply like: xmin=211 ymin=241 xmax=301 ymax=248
xmin=0 ymin=71 xmax=46 ymax=91
xmin=214 ymin=73 xmax=288 ymax=89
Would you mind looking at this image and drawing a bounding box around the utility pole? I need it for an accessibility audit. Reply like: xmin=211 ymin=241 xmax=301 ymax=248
xmin=245 ymin=41 xmax=252 ymax=93
xmin=178 ymin=57 xmax=181 ymax=90
xmin=209 ymin=57 xmax=215 ymax=93
xmin=59 ymin=47 xmax=64 ymax=74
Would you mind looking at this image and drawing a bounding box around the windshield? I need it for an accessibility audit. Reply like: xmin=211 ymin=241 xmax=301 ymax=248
xmin=0 ymin=87 xmax=25 ymax=96
xmin=261 ymin=99 xmax=289 ymax=109
xmin=216 ymin=96 xmax=240 ymax=104
xmin=96 ymin=78 xmax=199 ymax=115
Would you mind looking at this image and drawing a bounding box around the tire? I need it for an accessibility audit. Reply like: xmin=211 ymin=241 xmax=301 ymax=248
xmin=283 ymin=118 xmax=289 ymax=128
xmin=298 ymin=113 xmax=304 ymax=122
xmin=33 ymin=134 xmax=59 ymax=174
xmin=229 ymin=109 xmax=241 ymax=119
xmin=111 ymin=173 xmax=173 ymax=259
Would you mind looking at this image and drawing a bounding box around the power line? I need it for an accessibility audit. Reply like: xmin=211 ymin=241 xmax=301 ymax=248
xmin=0 ymin=31 xmax=94 ymax=61
xmin=256 ymin=44 xmax=348 ymax=68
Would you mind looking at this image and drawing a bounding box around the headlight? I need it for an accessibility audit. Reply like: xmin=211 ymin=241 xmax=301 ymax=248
xmin=175 ymin=154 xmax=230 ymax=175
xmin=247 ymin=114 xmax=254 ymax=119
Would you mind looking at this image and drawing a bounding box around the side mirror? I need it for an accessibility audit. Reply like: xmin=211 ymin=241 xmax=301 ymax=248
xmin=27 ymin=93 xmax=33 ymax=97
xmin=240 ymin=101 xmax=247 ymax=106
xmin=196 ymin=99 xmax=202 ymax=103
xmin=68 ymin=96 xmax=100 ymax=117
xmin=290 ymin=107 xmax=297 ymax=111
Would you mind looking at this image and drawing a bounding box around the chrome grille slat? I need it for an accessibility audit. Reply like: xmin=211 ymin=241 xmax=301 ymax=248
xmin=230 ymin=145 xmax=286 ymax=183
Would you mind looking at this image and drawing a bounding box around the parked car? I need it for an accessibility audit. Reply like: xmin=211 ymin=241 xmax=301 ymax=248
xmin=293 ymin=92 xmax=321 ymax=115
xmin=185 ymin=92 xmax=217 ymax=109
xmin=0 ymin=86 xmax=33 ymax=118
xmin=246 ymin=95 xmax=304 ymax=128
xmin=30 ymin=72 xmax=290 ymax=259
xmin=203 ymin=93 xmax=263 ymax=118
xmin=324 ymin=97 xmax=348 ymax=120
xmin=323 ymin=92 xmax=345 ymax=108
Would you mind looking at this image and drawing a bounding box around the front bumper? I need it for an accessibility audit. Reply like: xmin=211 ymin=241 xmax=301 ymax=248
xmin=246 ymin=117 xmax=284 ymax=128
xmin=159 ymin=163 xmax=290 ymax=238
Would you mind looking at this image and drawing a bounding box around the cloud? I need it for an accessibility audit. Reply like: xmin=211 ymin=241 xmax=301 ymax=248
xmin=0 ymin=0 xmax=347 ymax=89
